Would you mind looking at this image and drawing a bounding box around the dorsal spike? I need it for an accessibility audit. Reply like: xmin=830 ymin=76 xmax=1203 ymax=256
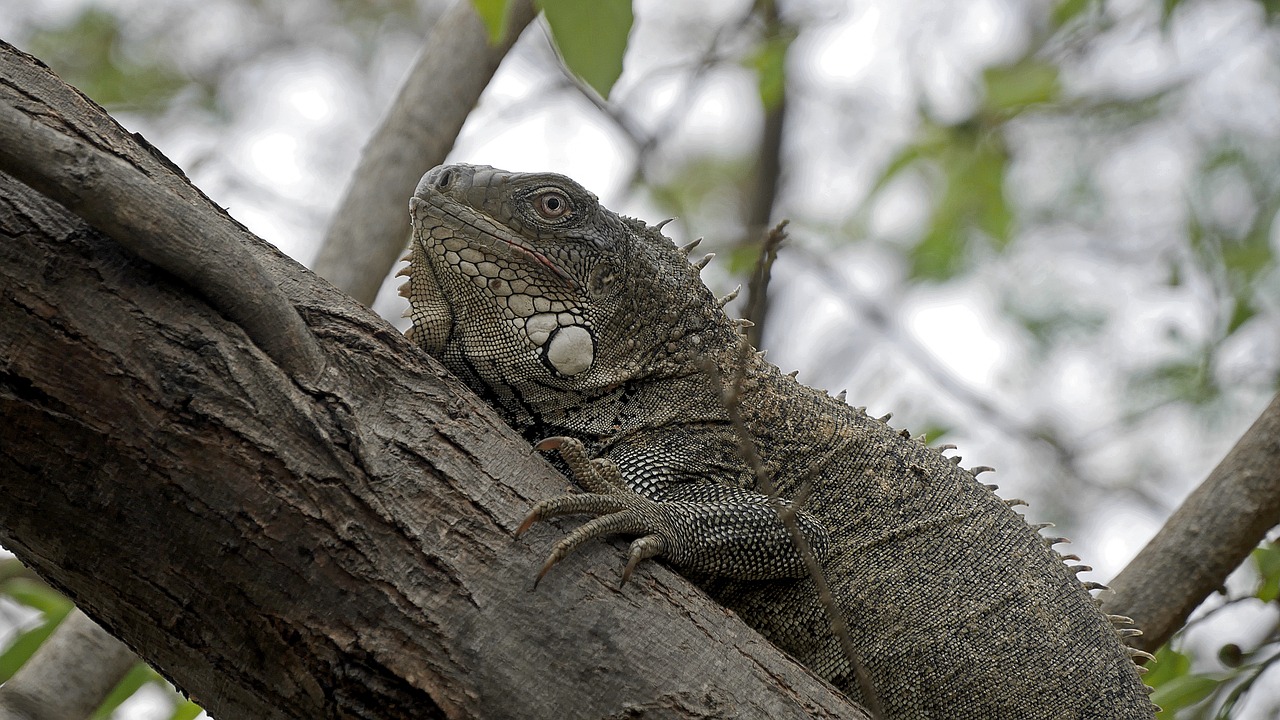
xmin=399 ymin=251 xmax=413 ymax=263
xmin=400 ymin=306 xmax=413 ymax=319
xmin=1107 ymin=615 xmax=1135 ymax=625
xmin=835 ymin=390 xmax=847 ymax=402
xmin=1128 ymin=648 xmax=1156 ymax=662
xmin=1044 ymin=536 xmax=1071 ymax=547
xmin=395 ymin=265 xmax=413 ymax=278
xmin=937 ymin=443 xmax=957 ymax=452
xmin=878 ymin=412 xmax=893 ymax=423
xmin=1004 ymin=498 xmax=1028 ymax=508
xmin=853 ymin=405 xmax=866 ymax=415
xmin=950 ymin=455 xmax=963 ymax=465
xmin=397 ymin=282 xmax=412 ymax=298
xmin=983 ymin=483 xmax=999 ymax=491
xmin=736 ymin=318 xmax=755 ymax=329
xmin=898 ymin=428 xmax=911 ymax=439
xmin=694 ymin=252 xmax=715 ymax=270
xmin=1068 ymin=564 xmax=1093 ymax=575
xmin=1058 ymin=553 xmax=1081 ymax=562
xmin=679 ymin=237 xmax=703 ymax=257
xmin=969 ymin=465 xmax=995 ymax=476
xmin=786 ymin=369 xmax=799 ymax=378
xmin=1030 ymin=522 xmax=1055 ymax=531
xmin=655 ymin=218 xmax=676 ymax=231
xmin=1082 ymin=581 xmax=1108 ymax=592
xmin=1116 ymin=628 xmax=1143 ymax=638
xmin=717 ymin=285 xmax=741 ymax=307
xmin=916 ymin=432 xmax=927 ymax=443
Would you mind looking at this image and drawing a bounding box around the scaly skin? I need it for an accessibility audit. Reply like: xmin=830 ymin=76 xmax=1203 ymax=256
xmin=402 ymin=163 xmax=1156 ymax=718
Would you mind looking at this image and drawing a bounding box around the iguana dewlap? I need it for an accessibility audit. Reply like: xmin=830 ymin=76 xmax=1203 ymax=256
xmin=401 ymin=163 xmax=1156 ymax=718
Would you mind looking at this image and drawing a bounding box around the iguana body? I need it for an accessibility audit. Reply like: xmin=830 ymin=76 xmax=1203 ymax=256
xmin=402 ymin=163 xmax=1156 ymax=718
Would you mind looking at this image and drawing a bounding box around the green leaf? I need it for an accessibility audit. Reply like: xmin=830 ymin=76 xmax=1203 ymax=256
xmin=169 ymin=700 xmax=205 ymax=720
xmin=2 ymin=577 xmax=74 ymax=616
xmin=539 ymin=0 xmax=633 ymax=98
xmin=1253 ymin=541 xmax=1280 ymax=602
xmin=747 ymin=34 xmax=792 ymax=110
xmin=1051 ymin=0 xmax=1097 ymax=27
xmin=90 ymin=663 xmax=152 ymax=720
xmin=0 ymin=611 xmax=72 ymax=682
xmin=1150 ymin=674 xmax=1220 ymax=713
xmin=1144 ymin=644 xmax=1192 ymax=688
xmin=982 ymin=61 xmax=1061 ymax=113
xmin=470 ymin=0 xmax=512 ymax=43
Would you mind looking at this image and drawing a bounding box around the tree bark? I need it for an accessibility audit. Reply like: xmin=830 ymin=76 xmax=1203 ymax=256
xmin=0 ymin=41 xmax=864 ymax=720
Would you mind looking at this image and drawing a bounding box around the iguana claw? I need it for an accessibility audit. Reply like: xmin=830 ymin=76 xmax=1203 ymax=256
xmin=523 ymin=436 xmax=667 ymax=587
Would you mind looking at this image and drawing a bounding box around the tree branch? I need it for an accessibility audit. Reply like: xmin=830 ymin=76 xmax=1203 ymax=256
xmin=1103 ymin=391 xmax=1280 ymax=652
xmin=311 ymin=0 xmax=538 ymax=306
xmin=0 ymin=69 xmax=324 ymax=382
xmin=0 ymin=41 xmax=863 ymax=720
xmin=0 ymin=610 xmax=137 ymax=720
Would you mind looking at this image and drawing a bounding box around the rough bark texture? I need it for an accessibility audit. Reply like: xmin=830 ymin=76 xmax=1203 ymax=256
xmin=1102 ymin=391 xmax=1280 ymax=652
xmin=0 ymin=41 xmax=864 ymax=720
xmin=311 ymin=0 xmax=538 ymax=305
xmin=0 ymin=610 xmax=137 ymax=720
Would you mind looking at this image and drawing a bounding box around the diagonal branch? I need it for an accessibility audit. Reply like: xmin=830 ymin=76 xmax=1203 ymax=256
xmin=1102 ymin=391 xmax=1280 ymax=652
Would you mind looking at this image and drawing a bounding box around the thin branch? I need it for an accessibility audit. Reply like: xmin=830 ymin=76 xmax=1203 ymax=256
xmin=0 ymin=610 xmax=137 ymax=720
xmin=1102 ymin=391 xmax=1280 ymax=652
xmin=311 ymin=0 xmax=537 ymax=305
xmin=703 ymin=222 xmax=884 ymax=718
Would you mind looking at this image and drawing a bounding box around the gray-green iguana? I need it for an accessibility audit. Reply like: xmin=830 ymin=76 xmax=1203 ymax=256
xmin=400 ymin=163 xmax=1156 ymax=718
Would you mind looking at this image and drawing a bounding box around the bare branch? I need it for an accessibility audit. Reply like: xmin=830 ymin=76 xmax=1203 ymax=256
xmin=1103 ymin=391 xmax=1280 ymax=652
xmin=311 ymin=0 xmax=538 ymax=306
xmin=0 ymin=610 xmax=137 ymax=720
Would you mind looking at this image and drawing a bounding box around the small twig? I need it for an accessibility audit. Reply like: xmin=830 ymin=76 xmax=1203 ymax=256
xmin=700 ymin=223 xmax=884 ymax=717
xmin=744 ymin=220 xmax=788 ymax=345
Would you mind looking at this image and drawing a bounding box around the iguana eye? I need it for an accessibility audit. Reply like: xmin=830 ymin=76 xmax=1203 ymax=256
xmin=533 ymin=190 xmax=571 ymax=220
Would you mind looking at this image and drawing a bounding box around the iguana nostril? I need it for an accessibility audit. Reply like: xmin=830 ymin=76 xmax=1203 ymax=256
xmin=435 ymin=169 xmax=454 ymax=189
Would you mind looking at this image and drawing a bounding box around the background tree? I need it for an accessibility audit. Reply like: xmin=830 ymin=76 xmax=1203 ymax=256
xmin=1 ymin=0 xmax=1279 ymax=717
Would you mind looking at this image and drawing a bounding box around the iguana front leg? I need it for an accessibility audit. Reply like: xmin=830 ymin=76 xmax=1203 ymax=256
xmin=519 ymin=436 xmax=831 ymax=585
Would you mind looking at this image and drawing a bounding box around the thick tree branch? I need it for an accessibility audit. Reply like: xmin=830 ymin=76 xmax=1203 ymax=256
xmin=0 ymin=41 xmax=863 ymax=720
xmin=0 ymin=89 xmax=323 ymax=382
xmin=1103 ymin=391 xmax=1280 ymax=652
xmin=312 ymin=0 xmax=538 ymax=305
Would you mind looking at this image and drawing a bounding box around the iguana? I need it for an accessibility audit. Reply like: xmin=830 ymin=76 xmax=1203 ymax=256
xmin=400 ymin=163 xmax=1157 ymax=718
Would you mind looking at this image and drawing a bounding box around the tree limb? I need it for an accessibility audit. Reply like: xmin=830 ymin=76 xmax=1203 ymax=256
xmin=311 ymin=0 xmax=538 ymax=305
xmin=0 ymin=610 xmax=137 ymax=720
xmin=0 ymin=40 xmax=863 ymax=720
xmin=0 ymin=77 xmax=324 ymax=382
xmin=1103 ymin=391 xmax=1280 ymax=652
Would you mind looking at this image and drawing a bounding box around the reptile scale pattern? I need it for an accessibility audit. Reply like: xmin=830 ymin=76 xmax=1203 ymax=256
xmin=402 ymin=163 xmax=1156 ymax=719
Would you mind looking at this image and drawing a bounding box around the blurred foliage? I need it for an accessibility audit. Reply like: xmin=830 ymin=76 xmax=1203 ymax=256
xmin=25 ymin=8 xmax=198 ymax=114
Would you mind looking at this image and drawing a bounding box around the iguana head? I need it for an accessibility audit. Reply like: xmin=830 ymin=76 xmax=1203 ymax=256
xmin=404 ymin=164 xmax=737 ymax=416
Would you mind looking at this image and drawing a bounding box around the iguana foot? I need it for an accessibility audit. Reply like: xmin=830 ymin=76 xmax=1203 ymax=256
xmin=519 ymin=436 xmax=670 ymax=587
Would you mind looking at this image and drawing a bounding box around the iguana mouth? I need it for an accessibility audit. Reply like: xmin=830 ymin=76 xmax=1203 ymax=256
xmin=495 ymin=235 xmax=577 ymax=289
xmin=410 ymin=192 xmax=577 ymax=290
